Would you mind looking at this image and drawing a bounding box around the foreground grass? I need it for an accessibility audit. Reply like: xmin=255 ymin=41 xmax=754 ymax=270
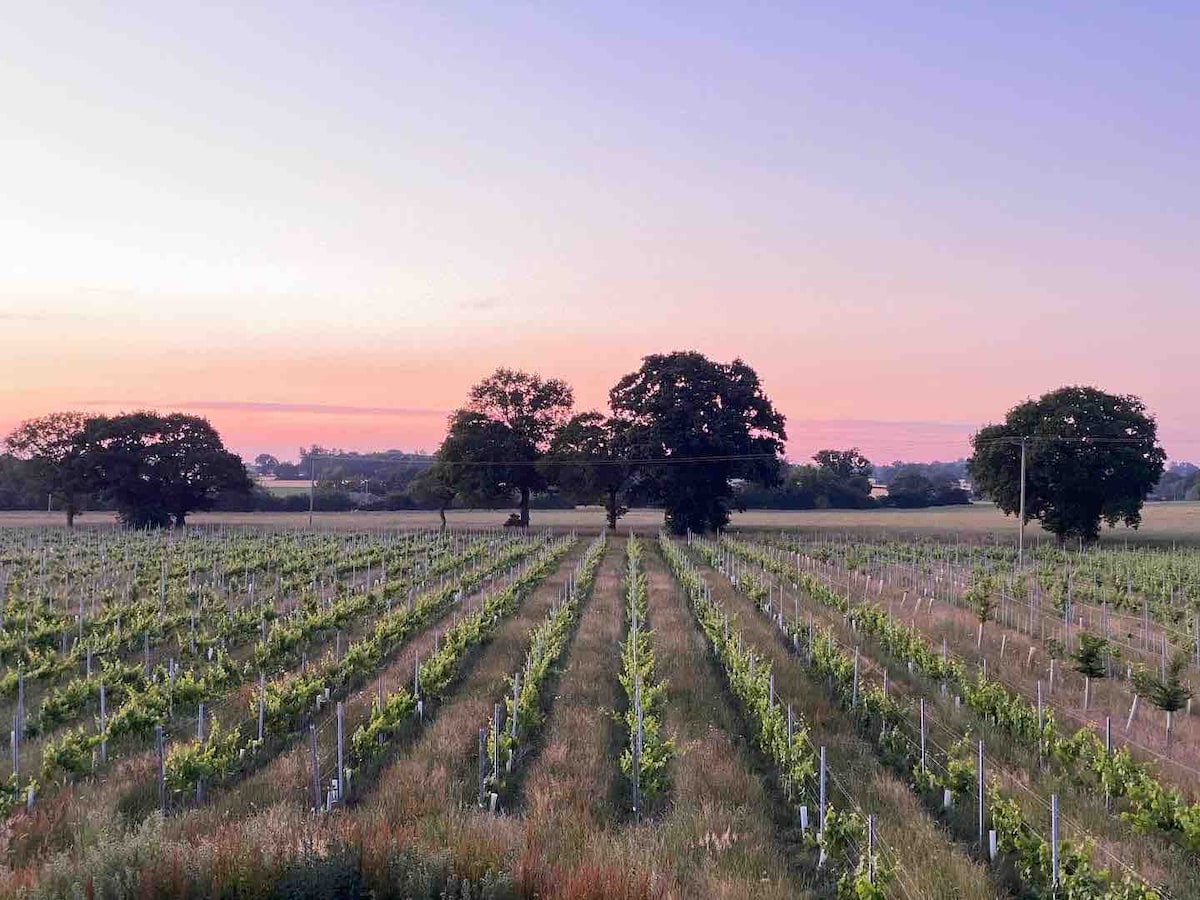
xmin=2 ymin=548 xmax=585 ymax=898
xmin=775 ymin=551 xmax=1198 ymax=896
xmin=685 ymin=545 xmax=997 ymax=900
xmin=640 ymin=544 xmax=812 ymax=899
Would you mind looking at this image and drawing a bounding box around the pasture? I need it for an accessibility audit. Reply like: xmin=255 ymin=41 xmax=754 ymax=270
xmin=4 ymin=501 xmax=1200 ymax=544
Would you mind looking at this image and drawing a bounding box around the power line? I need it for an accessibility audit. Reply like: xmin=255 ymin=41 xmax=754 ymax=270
xmin=299 ymin=434 xmax=1165 ymax=469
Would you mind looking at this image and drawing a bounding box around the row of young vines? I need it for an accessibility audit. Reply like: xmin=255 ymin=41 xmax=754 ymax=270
xmin=704 ymin=536 xmax=1160 ymax=899
xmin=723 ymin=536 xmax=1200 ymax=855
xmin=658 ymin=534 xmax=888 ymax=898
xmin=482 ymin=532 xmax=607 ymax=804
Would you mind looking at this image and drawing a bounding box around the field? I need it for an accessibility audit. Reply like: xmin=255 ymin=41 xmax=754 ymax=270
xmin=2 ymin=520 xmax=1200 ymax=898
xmin=257 ymin=480 xmax=316 ymax=496
xmin=4 ymin=501 xmax=1200 ymax=544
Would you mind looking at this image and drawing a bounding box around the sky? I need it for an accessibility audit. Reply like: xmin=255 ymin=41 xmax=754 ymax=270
xmin=2 ymin=2 xmax=1198 ymax=465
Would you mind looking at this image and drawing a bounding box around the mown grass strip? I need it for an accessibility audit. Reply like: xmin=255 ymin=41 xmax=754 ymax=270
xmin=722 ymin=535 xmax=1200 ymax=858
xmin=659 ymin=533 xmax=888 ymax=898
xmin=484 ymin=532 xmax=606 ymax=803
xmin=707 ymin=536 xmax=1160 ymax=900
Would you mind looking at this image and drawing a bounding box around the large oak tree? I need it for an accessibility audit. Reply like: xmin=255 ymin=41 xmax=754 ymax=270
xmin=969 ymin=386 xmax=1166 ymax=543
xmin=81 ymin=412 xmax=251 ymax=528
xmin=4 ymin=411 xmax=92 ymax=526
xmin=610 ymin=352 xmax=786 ymax=534
xmin=437 ymin=368 xmax=574 ymax=527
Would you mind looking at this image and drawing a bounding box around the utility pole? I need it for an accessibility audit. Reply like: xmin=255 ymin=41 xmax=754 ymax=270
xmin=308 ymin=452 xmax=316 ymax=528
xmin=1018 ymin=436 xmax=1027 ymax=569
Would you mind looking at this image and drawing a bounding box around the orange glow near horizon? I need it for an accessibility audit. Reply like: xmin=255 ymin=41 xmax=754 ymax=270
xmin=2 ymin=6 xmax=1197 ymax=465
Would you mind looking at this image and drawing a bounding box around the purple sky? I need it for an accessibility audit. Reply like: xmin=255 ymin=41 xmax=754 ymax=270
xmin=2 ymin=3 xmax=1197 ymax=463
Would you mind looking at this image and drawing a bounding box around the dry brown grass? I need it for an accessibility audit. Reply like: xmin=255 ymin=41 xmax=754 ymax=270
xmin=517 ymin=539 xmax=813 ymax=899
xmin=779 ymin=560 xmax=1200 ymax=897
xmin=639 ymin=546 xmax=811 ymax=899
xmin=822 ymin=558 xmax=1200 ymax=798
xmin=684 ymin=545 xmax=998 ymax=900
xmin=513 ymin=539 xmax=671 ymax=899
xmin=8 ymin=501 xmax=1198 ymax=544
xmin=521 ymin=538 xmax=626 ymax=858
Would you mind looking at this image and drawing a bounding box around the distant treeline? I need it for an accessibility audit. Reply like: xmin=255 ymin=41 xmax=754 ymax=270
xmin=4 ymin=445 xmax=1195 ymax=517
xmin=252 ymin=447 xmax=973 ymax=512
xmin=736 ymin=453 xmax=971 ymax=510
xmin=1149 ymin=463 xmax=1200 ymax=501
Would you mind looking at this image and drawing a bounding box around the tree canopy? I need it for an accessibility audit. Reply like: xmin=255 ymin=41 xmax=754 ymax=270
xmin=544 ymin=411 xmax=633 ymax=529
xmin=436 ymin=368 xmax=574 ymax=527
xmin=885 ymin=465 xmax=970 ymax=509
xmin=969 ymin=386 xmax=1166 ymax=543
xmin=6 ymin=411 xmax=250 ymax=527
xmin=609 ymin=351 xmax=786 ymax=534
xmin=4 ymin=412 xmax=92 ymax=525
xmin=80 ymin=412 xmax=251 ymax=528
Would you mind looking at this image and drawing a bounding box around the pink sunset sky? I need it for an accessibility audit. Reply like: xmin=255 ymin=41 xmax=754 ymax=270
xmin=2 ymin=5 xmax=1198 ymax=466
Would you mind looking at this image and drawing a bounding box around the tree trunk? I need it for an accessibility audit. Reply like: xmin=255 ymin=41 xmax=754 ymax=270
xmin=519 ymin=487 xmax=530 ymax=528
xmin=1167 ymin=710 xmax=1174 ymax=750
xmin=977 ymin=622 xmax=983 ymax=647
xmin=1083 ymin=676 xmax=1090 ymax=711
xmin=65 ymin=507 xmax=76 ymax=528
xmin=606 ymin=488 xmax=618 ymax=530
xmin=438 ymin=503 xmax=447 ymax=532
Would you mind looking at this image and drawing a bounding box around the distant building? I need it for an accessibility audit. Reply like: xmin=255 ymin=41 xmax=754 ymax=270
xmin=870 ymin=481 xmax=889 ymax=499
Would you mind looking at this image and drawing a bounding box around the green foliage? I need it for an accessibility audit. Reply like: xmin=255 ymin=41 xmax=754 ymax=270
xmin=1073 ymin=633 xmax=1112 ymax=680
xmin=617 ymin=536 xmax=673 ymax=804
xmin=3 ymin=411 xmax=92 ymax=525
xmin=942 ymin=735 xmax=976 ymax=801
xmin=737 ymin=570 xmax=770 ymax=606
xmin=544 ymin=413 xmax=632 ymax=529
xmin=41 ymin=727 xmax=100 ymax=781
xmin=659 ymin=538 xmax=815 ymax=814
xmin=350 ymin=538 xmax=576 ymax=775
xmin=438 ymin=368 xmax=575 ymax=526
xmin=164 ymin=719 xmax=255 ymax=794
xmin=664 ymin=535 xmax=899 ymax=893
xmin=29 ymin=659 xmax=144 ymax=736
xmin=1132 ymin=652 xmax=1192 ymax=714
xmin=969 ymin=386 xmax=1166 ymax=543
xmin=149 ymin=537 xmax=553 ymax=798
xmin=610 ymin=352 xmax=786 ymax=534
xmin=717 ymin=535 xmax=1174 ymax=891
xmin=965 ymin=569 xmax=998 ymax=626
xmin=488 ymin=533 xmax=606 ymax=793
xmin=77 ymin=412 xmax=251 ymax=528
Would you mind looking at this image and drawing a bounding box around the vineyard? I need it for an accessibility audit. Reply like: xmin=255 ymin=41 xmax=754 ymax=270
xmin=0 ymin=525 xmax=1197 ymax=898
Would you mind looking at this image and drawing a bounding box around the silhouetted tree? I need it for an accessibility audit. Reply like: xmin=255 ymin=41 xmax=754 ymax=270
xmin=253 ymin=453 xmax=280 ymax=476
xmin=438 ymin=369 xmax=574 ymax=527
xmin=408 ymin=461 xmax=458 ymax=530
xmin=4 ymin=412 xmax=92 ymax=526
xmin=544 ymin=412 xmax=633 ymax=529
xmin=969 ymin=386 xmax=1165 ymax=543
xmin=609 ymin=352 xmax=786 ymax=534
xmin=81 ymin=412 xmax=250 ymax=528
